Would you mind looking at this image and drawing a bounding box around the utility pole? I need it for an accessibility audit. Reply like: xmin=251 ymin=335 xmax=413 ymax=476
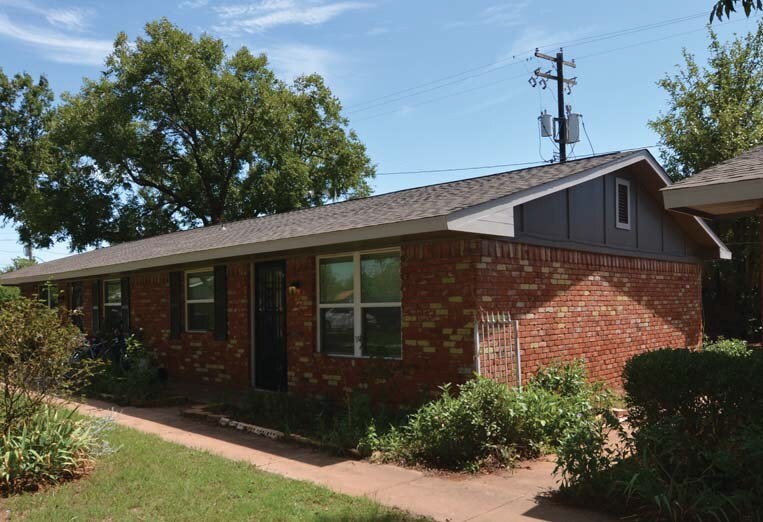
xmin=23 ymin=243 xmax=33 ymax=262
xmin=533 ymin=49 xmax=577 ymax=162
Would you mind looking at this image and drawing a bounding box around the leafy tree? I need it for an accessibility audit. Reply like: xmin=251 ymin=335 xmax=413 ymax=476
xmin=0 ymin=258 xmax=37 ymax=302
xmin=50 ymin=18 xmax=373 ymax=241
xmin=649 ymin=22 xmax=763 ymax=339
xmin=0 ymin=70 xmax=53 ymax=233
xmin=711 ymin=0 xmax=762 ymax=21
xmin=2 ymin=257 xmax=36 ymax=273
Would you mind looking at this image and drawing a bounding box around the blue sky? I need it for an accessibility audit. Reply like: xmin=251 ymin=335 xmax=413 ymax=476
xmin=0 ymin=0 xmax=759 ymax=267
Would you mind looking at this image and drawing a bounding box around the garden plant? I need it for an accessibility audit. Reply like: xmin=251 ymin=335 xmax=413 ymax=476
xmin=0 ymin=296 xmax=111 ymax=494
xmin=555 ymin=343 xmax=763 ymax=521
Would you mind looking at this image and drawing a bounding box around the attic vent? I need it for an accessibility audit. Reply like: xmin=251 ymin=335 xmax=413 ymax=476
xmin=615 ymin=178 xmax=631 ymax=230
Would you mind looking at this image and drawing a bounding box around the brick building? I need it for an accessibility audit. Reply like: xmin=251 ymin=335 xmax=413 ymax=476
xmin=0 ymin=150 xmax=729 ymax=405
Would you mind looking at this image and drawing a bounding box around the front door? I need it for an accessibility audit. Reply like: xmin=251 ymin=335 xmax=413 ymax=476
xmin=254 ymin=261 xmax=287 ymax=391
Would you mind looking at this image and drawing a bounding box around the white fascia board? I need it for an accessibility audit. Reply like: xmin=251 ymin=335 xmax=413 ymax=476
xmin=447 ymin=150 xmax=731 ymax=259
xmin=0 ymin=216 xmax=449 ymax=285
xmin=662 ymin=179 xmax=763 ymax=210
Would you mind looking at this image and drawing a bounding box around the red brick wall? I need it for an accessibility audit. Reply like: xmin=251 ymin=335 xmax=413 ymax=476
xmin=129 ymin=263 xmax=251 ymax=387
xmin=285 ymin=240 xmax=481 ymax=405
xmin=12 ymin=235 xmax=703 ymax=401
xmin=475 ymin=239 xmax=703 ymax=387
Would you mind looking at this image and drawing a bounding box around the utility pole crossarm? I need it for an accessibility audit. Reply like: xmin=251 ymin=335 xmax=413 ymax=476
xmin=534 ymin=50 xmax=576 ymax=68
xmin=528 ymin=48 xmax=577 ymax=163
xmin=533 ymin=69 xmax=577 ymax=85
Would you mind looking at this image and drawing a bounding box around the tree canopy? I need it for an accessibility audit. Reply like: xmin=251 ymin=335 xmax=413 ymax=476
xmin=649 ymin=23 xmax=763 ymax=179
xmin=711 ymin=0 xmax=763 ymax=21
xmin=0 ymin=70 xmax=55 ymax=240
xmin=649 ymin=22 xmax=763 ymax=339
xmin=4 ymin=19 xmax=374 ymax=251
xmin=0 ymin=258 xmax=36 ymax=302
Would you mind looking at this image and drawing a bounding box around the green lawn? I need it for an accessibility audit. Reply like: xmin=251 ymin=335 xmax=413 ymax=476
xmin=1 ymin=422 xmax=424 ymax=522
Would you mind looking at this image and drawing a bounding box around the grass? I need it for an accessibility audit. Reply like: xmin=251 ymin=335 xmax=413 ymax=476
xmin=0 ymin=421 xmax=425 ymax=521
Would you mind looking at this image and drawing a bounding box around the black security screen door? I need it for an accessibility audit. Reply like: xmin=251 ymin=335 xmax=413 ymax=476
xmin=254 ymin=261 xmax=287 ymax=391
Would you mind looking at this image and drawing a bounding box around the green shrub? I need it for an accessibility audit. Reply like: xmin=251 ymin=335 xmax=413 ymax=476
xmin=703 ymin=336 xmax=752 ymax=357
xmin=555 ymin=348 xmax=763 ymax=520
xmin=0 ymin=297 xmax=96 ymax=433
xmin=0 ymin=285 xmax=19 ymax=303
xmin=0 ymin=406 xmax=114 ymax=495
xmin=86 ymin=336 xmax=164 ymax=404
xmin=369 ymin=361 xmax=611 ymax=471
xmin=231 ymin=390 xmax=406 ymax=454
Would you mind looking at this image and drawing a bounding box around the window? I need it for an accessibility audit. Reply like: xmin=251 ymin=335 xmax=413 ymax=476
xmin=318 ymin=250 xmax=401 ymax=358
xmin=186 ymin=270 xmax=214 ymax=332
xmin=615 ymin=178 xmax=631 ymax=230
xmin=103 ymin=279 xmax=122 ymax=329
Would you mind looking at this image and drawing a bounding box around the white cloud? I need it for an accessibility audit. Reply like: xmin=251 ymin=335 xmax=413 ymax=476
xmin=179 ymin=0 xmax=209 ymax=8
xmin=366 ymin=26 xmax=389 ymax=36
xmin=265 ymin=43 xmax=340 ymax=81
xmin=213 ymin=0 xmax=371 ymax=33
xmin=479 ymin=2 xmax=526 ymax=27
xmin=0 ymin=14 xmax=111 ymax=65
xmin=0 ymin=1 xmax=94 ymax=31
xmin=444 ymin=1 xmax=527 ymax=30
xmin=44 ymin=7 xmax=92 ymax=31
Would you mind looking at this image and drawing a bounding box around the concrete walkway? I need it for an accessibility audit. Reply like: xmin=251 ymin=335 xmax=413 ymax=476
xmin=73 ymin=399 xmax=616 ymax=522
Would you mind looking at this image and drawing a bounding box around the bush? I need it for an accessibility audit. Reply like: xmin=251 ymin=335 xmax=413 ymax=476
xmin=232 ymin=390 xmax=406 ymax=454
xmin=368 ymin=361 xmax=611 ymax=471
xmin=0 ymin=407 xmax=114 ymax=495
xmin=703 ymin=336 xmax=752 ymax=357
xmin=0 ymin=297 xmax=96 ymax=433
xmin=86 ymin=336 xmax=165 ymax=404
xmin=555 ymin=348 xmax=763 ymax=520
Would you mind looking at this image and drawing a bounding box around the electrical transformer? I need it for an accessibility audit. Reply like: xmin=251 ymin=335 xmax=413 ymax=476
xmin=566 ymin=113 xmax=581 ymax=143
xmin=539 ymin=111 xmax=553 ymax=138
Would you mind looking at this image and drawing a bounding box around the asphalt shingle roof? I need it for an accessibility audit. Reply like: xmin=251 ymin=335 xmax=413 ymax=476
xmin=0 ymin=151 xmax=640 ymax=283
xmin=663 ymin=144 xmax=763 ymax=190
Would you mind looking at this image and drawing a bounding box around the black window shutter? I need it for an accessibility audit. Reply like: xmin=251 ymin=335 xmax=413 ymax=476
xmin=120 ymin=276 xmax=131 ymax=333
xmin=213 ymin=265 xmax=228 ymax=341
xmin=169 ymin=271 xmax=182 ymax=340
xmin=92 ymin=279 xmax=102 ymax=333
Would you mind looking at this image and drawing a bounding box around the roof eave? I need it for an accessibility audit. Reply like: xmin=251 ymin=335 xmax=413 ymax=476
xmin=0 ymin=215 xmax=450 ymax=285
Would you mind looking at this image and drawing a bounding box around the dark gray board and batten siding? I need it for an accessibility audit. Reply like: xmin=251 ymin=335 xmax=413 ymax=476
xmin=513 ymin=170 xmax=703 ymax=261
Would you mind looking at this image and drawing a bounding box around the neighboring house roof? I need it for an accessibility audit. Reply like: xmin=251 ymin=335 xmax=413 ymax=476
xmin=662 ymin=145 xmax=763 ymax=218
xmin=663 ymin=145 xmax=763 ymax=189
xmin=0 ymin=149 xmax=729 ymax=285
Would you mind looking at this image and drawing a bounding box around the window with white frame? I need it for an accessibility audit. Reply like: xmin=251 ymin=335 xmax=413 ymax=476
xmin=615 ymin=178 xmax=631 ymax=230
xmin=318 ymin=250 xmax=402 ymax=358
xmin=103 ymin=279 xmax=122 ymax=327
xmin=186 ymin=270 xmax=215 ymax=332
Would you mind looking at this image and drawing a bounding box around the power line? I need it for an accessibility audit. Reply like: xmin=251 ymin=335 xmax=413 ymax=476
xmin=350 ymin=14 xmax=754 ymax=124
xmin=353 ymin=72 xmax=528 ymax=122
xmin=348 ymin=57 xmax=530 ymax=114
xmin=582 ymin=118 xmax=595 ymax=156
xmin=378 ymin=160 xmax=549 ymax=176
xmin=346 ymin=54 xmax=531 ymax=111
xmin=347 ymin=11 xmax=710 ymax=112
xmin=576 ymin=16 xmax=752 ymax=61
xmin=376 ymin=145 xmax=659 ymax=176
